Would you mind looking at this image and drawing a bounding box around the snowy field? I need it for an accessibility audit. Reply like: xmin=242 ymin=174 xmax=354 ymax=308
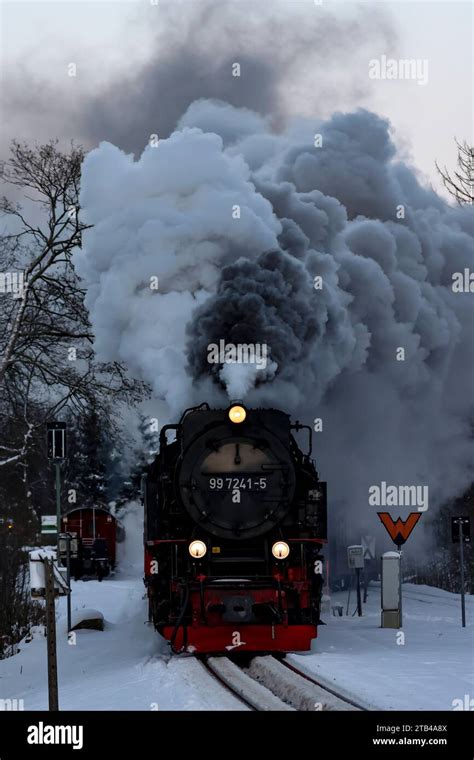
xmin=289 ymin=584 xmax=474 ymax=711
xmin=0 ymin=511 xmax=472 ymax=711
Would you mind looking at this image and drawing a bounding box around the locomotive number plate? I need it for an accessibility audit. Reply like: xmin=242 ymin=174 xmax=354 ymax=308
xmin=206 ymin=475 xmax=268 ymax=491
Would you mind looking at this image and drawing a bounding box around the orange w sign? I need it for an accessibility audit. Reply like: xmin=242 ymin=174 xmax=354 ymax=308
xmin=377 ymin=512 xmax=422 ymax=546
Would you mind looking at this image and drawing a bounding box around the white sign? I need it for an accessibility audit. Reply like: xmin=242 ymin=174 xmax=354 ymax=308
xmin=41 ymin=516 xmax=57 ymax=534
xmin=347 ymin=544 xmax=365 ymax=569
xmin=361 ymin=534 xmax=376 ymax=559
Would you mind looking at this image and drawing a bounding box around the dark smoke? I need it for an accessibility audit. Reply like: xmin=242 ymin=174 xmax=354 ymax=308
xmin=187 ymin=249 xmax=321 ymax=384
xmin=1 ymin=0 xmax=397 ymax=155
xmin=78 ymin=1 xmax=395 ymax=153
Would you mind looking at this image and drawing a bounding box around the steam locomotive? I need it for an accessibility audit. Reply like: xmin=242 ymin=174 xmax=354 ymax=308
xmin=142 ymin=403 xmax=327 ymax=654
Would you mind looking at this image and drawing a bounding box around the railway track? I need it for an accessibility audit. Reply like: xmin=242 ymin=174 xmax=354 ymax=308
xmin=200 ymin=656 xmax=293 ymax=711
xmin=279 ymin=658 xmax=367 ymax=709
xmin=200 ymin=654 xmax=367 ymax=711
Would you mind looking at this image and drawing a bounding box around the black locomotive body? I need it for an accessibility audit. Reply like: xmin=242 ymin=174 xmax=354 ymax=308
xmin=143 ymin=403 xmax=327 ymax=653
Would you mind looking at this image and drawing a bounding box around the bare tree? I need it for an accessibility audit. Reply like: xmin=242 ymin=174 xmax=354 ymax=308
xmin=0 ymin=141 xmax=88 ymax=382
xmin=0 ymin=140 xmax=148 ymax=468
xmin=0 ymin=141 xmax=149 ymax=659
xmin=436 ymin=138 xmax=473 ymax=205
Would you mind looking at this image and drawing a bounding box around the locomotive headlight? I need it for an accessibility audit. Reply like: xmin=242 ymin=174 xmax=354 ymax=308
xmin=228 ymin=404 xmax=246 ymax=423
xmin=272 ymin=541 xmax=290 ymax=560
xmin=189 ymin=540 xmax=207 ymax=559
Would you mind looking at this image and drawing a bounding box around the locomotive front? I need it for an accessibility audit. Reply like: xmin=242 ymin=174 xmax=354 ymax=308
xmin=143 ymin=403 xmax=327 ymax=654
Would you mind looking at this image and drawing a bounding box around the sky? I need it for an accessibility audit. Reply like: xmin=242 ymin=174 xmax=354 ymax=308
xmin=0 ymin=0 xmax=472 ymax=198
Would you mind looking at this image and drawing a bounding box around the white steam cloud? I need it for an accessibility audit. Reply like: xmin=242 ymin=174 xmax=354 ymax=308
xmin=76 ymin=99 xmax=474 ymax=526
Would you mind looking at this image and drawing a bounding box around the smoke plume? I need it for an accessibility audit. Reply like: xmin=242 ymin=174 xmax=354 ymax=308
xmin=76 ymin=100 xmax=474 ymax=527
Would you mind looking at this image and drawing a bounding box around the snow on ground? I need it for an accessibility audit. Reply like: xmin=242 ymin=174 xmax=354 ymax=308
xmin=1 ymin=505 xmax=472 ymax=711
xmin=288 ymin=583 xmax=474 ymax=711
xmin=0 ymin=508 xmax=243 ymax=711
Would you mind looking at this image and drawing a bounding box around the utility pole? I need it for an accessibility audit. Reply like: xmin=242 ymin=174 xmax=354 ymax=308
xmin=44 ymin=559 xmax=59 ymax=711
xmin=55 ymin=462 xmax=61 ymax=553
xmin=347 ymin=545 xmax=364 ymax=617
xmin=59 ymin=533 xmax=73 ymax=633
xmin=47 ymin=421 xmax=67 ymax=543
xmin=451 ymin=516 xmax=470 ymax=628
xmin=459 ymin=520 xmax=466 ymax=628
xmin=65 ymin=534 xmax=72 ymax=633
xmin=355 ymin=567 xmax=362 ymax=617
xmin=398 ymin=544 xmax=403 ymax=627
xmin=345 ymin=574 xmax=352 ymax=616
